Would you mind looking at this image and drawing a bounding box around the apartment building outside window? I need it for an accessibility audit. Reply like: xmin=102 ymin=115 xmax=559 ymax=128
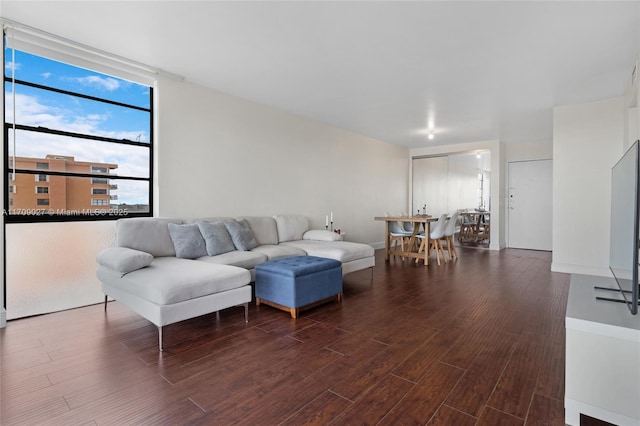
xmin=3 ymin=32 xmax=153 ymax=222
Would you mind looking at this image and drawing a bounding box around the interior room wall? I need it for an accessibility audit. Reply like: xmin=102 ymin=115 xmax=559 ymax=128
xmin=156 ymin=76 xmax=409 ymax=246
xmin=410 ymin=140 xmax=503 ymax=250
xmin=503 ymin=140 xmax=553 ymax=162
xmin=552 ymin=97 xmax=624 ymax=275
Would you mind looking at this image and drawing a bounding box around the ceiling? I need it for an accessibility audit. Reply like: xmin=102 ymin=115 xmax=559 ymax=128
xmin=1 ymin=1 xmax=639 ymax=148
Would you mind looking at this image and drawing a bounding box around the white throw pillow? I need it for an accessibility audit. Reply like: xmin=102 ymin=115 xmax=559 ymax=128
xmin=303 ymin=230 xmax=341 ymax=242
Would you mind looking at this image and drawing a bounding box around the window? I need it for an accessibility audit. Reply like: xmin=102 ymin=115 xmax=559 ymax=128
xmin=91 ymin=166 xmax=108 ymax=174
xmin=36 ymin=198 xmax=49 ymax=206
xmin=4 ymin=28 xmax=154 ymax=222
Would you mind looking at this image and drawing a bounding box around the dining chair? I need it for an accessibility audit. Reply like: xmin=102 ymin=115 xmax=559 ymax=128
xmin=478 ymin=214 xmax=490 ymax=240
xmin=415 ymin=214 xmax=448 ymax=265
xmin=389 ymin=220 xmax=414 ymax=260
xmin=400 ymin=212 xmax=414 ymax=233
xmin=459 ymin=211 xmax=477 ymax=241
xmin=440 ymin=211 xmax=459 ymax=260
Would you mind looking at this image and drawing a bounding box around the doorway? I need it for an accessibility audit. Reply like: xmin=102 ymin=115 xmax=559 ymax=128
xmin=507 ymin=160 xmax=552 ymax=251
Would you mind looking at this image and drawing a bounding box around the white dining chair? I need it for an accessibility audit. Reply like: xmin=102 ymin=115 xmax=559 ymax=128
xmin=400 ymin=212 xmax=415 ymax=233
xmin=440 ymin=211 xmax=459 ymax=260
xmin=389 ymin=220 xmax=414 ymax=260
xmin=415 ymin=214 xmax=448 ymax=265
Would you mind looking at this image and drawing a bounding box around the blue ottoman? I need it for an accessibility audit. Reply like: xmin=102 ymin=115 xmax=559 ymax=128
xmin=255 ymin=256 xmax=343 ymax=318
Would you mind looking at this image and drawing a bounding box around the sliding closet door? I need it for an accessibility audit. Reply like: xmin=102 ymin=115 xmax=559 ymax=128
xmin=412 ymin=156 xmax=448 ymax=217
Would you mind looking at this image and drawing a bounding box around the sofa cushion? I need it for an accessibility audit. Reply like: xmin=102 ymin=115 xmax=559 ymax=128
xmin=303 ymin=230 xmax=342 ymax=242
xmin=224 ymin=219 xmax=258 ymax=251
xmin=98 ymin=257 xmax=250 ymax=305
xmin=239 ymin=216 xmax=279 ymax=245
xmin=116 ymin=218 xmax=183 ymax=257
xmin=274 ymin=215 xmax=309 ymax=242
xmin=96 ymin=247 xmax=153 ymax=277
xmin=281 ymin=240 xmax=374 ymax=263
xmin=251 ymin=244 xmax=307 ymax=260
xmin=168 ymin=223 xmax=208 ymax=259
xmin=196 ymin=250 xmax=267 ymax=270
xmin=196 ymin=221 xmax=236 ymax=256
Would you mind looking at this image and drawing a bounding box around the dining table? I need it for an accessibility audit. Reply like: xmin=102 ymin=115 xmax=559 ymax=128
xmin=374 ymin=215 xmax=439 ymax=266
xmin=458 ymin=210 xmax=490 ymax=241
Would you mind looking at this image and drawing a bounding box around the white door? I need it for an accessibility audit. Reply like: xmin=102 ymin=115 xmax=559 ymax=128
xmin=508 ymin=160 xmax=552 ymax=250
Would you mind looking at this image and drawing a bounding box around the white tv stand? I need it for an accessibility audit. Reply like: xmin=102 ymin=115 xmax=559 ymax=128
xmin=565 ymin=274 xmax=640 ymax=425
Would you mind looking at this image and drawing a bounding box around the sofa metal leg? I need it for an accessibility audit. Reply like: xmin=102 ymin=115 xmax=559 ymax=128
xmin=244 ymin=303 xmax=249 ymax=322
xmin=158 ymin=326 xmax=163 ymax=352
xmin=104 ymin=295 xmax=108 ymax=311
xmin=370 ymin=267 xmax=374 ymax=284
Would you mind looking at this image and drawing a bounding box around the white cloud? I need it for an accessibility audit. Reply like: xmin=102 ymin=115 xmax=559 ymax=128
xmin=74 ymin=75 xmax=121 ymax=91
xmin=5 ymin=61 xmax=21 ymax=73
xmin=41 ymin=72 xmax=51 ymax=79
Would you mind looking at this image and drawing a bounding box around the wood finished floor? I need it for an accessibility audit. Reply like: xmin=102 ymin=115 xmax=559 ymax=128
xmin=0 ymin=248 xmax=569 ymax=425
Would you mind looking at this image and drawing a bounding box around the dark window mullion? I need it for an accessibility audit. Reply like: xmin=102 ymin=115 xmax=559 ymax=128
xmin=8 ymin=169 xmax=150 ymax=182
xmin=3 ymin=76 xmax=151 ymax=112
xmin=6 ymin=123 xmax=151 ymax=148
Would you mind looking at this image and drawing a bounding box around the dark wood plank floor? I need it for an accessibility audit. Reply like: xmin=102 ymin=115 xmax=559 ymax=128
xmin=0 ymin=248 xmax=569 ymax=425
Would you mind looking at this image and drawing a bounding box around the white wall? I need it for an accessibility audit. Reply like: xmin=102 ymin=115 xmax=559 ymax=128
xmin=410 ymin=140 xmax=503 ymax=250
xmin=504 ymin=140 xmax=553 ymax=163
xmin=552 ymin=97 xmax=624 ymax=275
xmin=156 ymin=76 xmax=409 ymax=246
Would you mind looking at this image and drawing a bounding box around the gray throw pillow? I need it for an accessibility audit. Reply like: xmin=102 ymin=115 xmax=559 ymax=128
xmin=96 ymin=247 xmax=153 ymax=276
xmin=167 ymin=223 xmax=207 ymax=259
xmin=196 ymin=220 xmax=236 ymax=256
xmin=224 ymin=219 xmax=258 ymax=251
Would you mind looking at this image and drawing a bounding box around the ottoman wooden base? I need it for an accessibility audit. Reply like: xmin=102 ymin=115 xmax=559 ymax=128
xmin=256 ymin=293 xmax=342 ymax=318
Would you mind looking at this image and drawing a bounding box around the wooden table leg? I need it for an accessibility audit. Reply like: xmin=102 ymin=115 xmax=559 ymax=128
xmin=384 ymin=220 xmax=390 ymax=260
xmin=406 ymin=223 xmax=420 ymax=258
xmin=424 ymin=222 xmax=431 ymax=266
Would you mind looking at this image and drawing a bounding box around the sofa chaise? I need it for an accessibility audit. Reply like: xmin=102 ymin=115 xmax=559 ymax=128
xmin=96 ymin=214 xmax=375 ymax=350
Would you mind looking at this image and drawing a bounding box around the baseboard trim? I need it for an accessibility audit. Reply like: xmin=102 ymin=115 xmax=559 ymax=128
xmin=370 ymin=242 xmax=385 ymax=250
xmin=565 ymin=398 xmax=639 ymax=426
xmin=551 ymin=262 xmax=610 ymax=277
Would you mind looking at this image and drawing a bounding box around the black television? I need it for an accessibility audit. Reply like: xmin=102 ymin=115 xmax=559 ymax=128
xmin=596 ymin=140 xmax=640 ymax=315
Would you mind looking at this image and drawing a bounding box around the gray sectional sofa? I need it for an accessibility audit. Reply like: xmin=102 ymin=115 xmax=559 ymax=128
xmin=96 ymin=214 xmax=375 ymax=350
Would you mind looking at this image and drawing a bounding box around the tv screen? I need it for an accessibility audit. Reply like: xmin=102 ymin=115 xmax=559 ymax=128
xmin=607 ymin=140 xmax=640 ymax=315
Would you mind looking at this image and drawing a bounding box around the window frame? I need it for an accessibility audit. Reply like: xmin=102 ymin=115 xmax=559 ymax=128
xmin=3 ymin=38 xmax=154 ymax=223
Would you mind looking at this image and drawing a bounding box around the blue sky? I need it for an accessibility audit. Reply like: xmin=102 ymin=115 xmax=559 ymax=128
xmin=4 ymin=48 xmax=152 ymax=204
